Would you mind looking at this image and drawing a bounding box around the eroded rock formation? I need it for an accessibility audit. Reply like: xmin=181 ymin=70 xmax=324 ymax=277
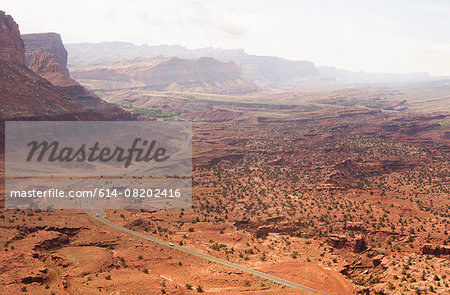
xmin=0 ymin=11 xmax=132 ymax=121
xmin=28 ymin=50 xmax=60 ymax=74
xmin=421 ymin=244 xmax=450 ymax=256
xmin=22 ymin=32 xmax=69 ymax=76
xmin=0 ymin=11 xmax=25 ymax=64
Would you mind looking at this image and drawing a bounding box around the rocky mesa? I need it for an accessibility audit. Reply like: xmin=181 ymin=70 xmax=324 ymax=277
xmin=22 ymin=32 xmax=69 ymax=76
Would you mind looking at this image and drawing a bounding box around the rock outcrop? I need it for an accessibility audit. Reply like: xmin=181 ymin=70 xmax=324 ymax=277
xmin=372 ymin=254 xmax=384 ymax=267
xmin=28 ymin=50 xmax=60 ymax=74
xmin=326 ymin=234 xmax=348 ymax=249
xmin=254 ymin=220 xmax=308 ymax=238
xmin=345 ymin=222 xmax=365 ymax=231
xmin=22 ymin=32 xmax=69 ymax=76
xmin=0 ymin=11 xmax=132 ymax=121
xmin=326 ymin=158 xmax=413 ymax=188
xmin=421 ymin=244 xmax=450 ymax=256
xmin=0 ymin=59 xmax=81 ymax=119
xmin=21 ymin=271 xmax=47 ymax=284
xmin=0 ymin=11 xmax=25 ymax=64
xmin=353 ymin=236 xmax=367 ymax=253
xmin=326 ymin=234 xmax=368 ymax=253
xmin=33 ymin=234 xmax=70 ymax=251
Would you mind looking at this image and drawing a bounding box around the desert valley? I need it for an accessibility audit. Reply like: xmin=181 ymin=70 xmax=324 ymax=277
xmin=0 ymin=8 xmax=449 ymax=295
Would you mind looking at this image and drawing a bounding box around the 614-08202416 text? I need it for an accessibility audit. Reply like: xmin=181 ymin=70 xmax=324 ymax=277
xmin=9 ymin=188 xmax=182 ymax=199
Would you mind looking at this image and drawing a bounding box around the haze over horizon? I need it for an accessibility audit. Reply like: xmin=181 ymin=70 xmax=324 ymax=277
xmin=3 ymin=0 xmax=450 ymax=76
xmin=0 ymin=3 xmax=449 ymax=294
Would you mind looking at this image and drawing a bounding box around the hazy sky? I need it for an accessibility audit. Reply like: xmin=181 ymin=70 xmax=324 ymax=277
xmin=3 ymin=0 xmax=450 ymax=75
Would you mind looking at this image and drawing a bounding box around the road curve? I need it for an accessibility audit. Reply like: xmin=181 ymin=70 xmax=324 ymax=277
xmin=83 ymin=207 xmax=329 ymax=294
xmin=81 ymin=129 xmax=328 ymax=294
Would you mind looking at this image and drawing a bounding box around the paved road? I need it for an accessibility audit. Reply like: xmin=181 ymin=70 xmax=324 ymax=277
xmin=81 ymin=130 xmax=328 ymax=294
xmin=83 ymin=207 xmax=329 ymax=294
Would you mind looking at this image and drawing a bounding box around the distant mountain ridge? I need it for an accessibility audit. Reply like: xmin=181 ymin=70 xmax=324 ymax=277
xmin=66 ymin=42 xmax=320 ymax=88
xmin=66 ymin=41 xmax=434 ymax=88
xmin=66 ymin=42 xmax=246 ymax=65
xmin=317 ymin=66 xmax=430 ymax=84
xmin=70 ymin=56 xmax=259 ymax=94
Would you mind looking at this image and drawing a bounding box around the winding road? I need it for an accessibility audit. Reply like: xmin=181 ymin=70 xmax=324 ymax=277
xmin=83 ymin=206 xmax=329 ymax=294
xmin=81 ymin=128 xmax=329 ymax=294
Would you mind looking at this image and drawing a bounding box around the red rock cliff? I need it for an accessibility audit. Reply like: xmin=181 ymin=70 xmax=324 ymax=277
xmin=28 ymin=50 xmax=60 ymax=74
xmin=0 ymin=12 xmax=132 ymax=121
xmin=0 ymin=11 xmax=25 ymax=64
xmin=22 ymin=32 xmax=69 ymax=76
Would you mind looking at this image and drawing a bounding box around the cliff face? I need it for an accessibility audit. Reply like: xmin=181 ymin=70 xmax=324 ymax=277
xmin=0 ymin=59 xmax=81 ymax=119
xmin=70 ymin=56 xmax=259 ymax=94
xmin=28 ymin=50 xmax=60 ymax=74
xmin=0 ymin=56 xmax=133 ymax=120
xmin=0 ymin=11 xmax=76 ymax=119
xmin=0 ymin=11 xmax=25 ymax=64
xmin=0 ymin=11 xmax=132 ymax=121
xmin=24 ymin=43 xmax=132 ymax=119
xmin=22 ymin=32 xmax=69 ymax=76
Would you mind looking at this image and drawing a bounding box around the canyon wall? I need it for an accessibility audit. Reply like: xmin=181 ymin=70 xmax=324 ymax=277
xmin=0 ymin=11 xmax=131 ymax=121
xmin=22 ymin=32 xmax=69 ymax=76
xmin=0 ymin=11 xmax=25 ymax=64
